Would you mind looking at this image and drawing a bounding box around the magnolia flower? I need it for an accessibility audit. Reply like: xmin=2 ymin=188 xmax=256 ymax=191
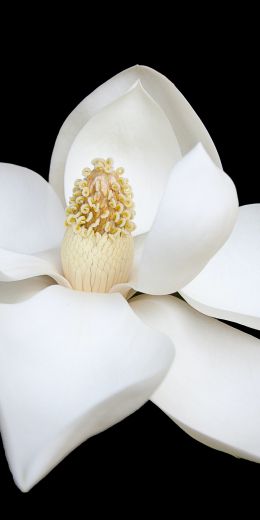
xmin=0 ymin=65 xmax=258 ymax=493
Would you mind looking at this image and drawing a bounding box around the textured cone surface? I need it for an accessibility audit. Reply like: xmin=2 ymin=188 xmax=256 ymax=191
xmin=61 ymin=227 xmax=134 ymax=292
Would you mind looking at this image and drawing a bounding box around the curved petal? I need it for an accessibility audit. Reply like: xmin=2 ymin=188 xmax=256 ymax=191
xmin=0 ymin=286 xmax=174 ymax=491
xmin=181 ymin=205 xmax=260 ymax=330
xmin=0 ymin=276 xmax=54 ymax=303
xmin=130 ymin=294 xmax=260 ymax=463
xmin=0 ymin=163 xmax=65 ymax=254
xmin=0 ymin=247 xmax=70 ymax=287
xmin=49 ymin=65 xmax=221 ymax=205
xmin=125 ymin=145 xmax=238 ymax=295
xmin=64 ymin=82 xmax=181 ymax=235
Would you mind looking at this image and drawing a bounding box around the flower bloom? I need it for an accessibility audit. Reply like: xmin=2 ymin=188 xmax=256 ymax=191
xmin=0 ymin=65 xmax=259 ymax=492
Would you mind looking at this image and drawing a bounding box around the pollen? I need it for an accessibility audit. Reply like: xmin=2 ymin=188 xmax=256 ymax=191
xmin=61 ymin=158 xmax=136 ymax=292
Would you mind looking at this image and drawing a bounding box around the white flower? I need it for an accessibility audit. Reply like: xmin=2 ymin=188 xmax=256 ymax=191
xmin=0 ymin=65 xmax=258 ymax=492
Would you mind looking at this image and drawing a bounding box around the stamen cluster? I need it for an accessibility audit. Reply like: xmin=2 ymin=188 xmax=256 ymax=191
xmin=65 ymin=158 xmax=136 ymax=239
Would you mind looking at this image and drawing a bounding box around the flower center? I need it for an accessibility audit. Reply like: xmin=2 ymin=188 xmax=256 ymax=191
xmin=64 ymin=158 xmax=136 ymax=238
xmin=61 ymin=159 xmax=136 ymax=293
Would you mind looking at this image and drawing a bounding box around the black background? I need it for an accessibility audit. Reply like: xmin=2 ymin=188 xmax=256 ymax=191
xmin=0 ymin=11 xmax=259 ymax=512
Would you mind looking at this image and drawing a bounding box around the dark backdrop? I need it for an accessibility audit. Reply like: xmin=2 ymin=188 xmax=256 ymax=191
xmin=0 ymin=13 xmax=259 ymax=512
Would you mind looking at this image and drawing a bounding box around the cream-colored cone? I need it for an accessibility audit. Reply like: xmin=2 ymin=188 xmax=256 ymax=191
xmin=61 ymin=227 xmax=134 ymax=292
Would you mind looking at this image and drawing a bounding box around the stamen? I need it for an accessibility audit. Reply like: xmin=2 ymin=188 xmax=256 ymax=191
xmin=82 ymin=187 xmax=90 ymax=197
xmin=81 ymin=204 xmax=89 ymax=214
xmin=61 ymin=158 xmax=136 ymax=292
xmin=86 ymin=211 xmax=93 ymax=222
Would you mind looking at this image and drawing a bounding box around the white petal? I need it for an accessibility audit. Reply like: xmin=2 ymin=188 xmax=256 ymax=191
xmin=181 ymin=205 xmax=260 ymax=329
xmin=49 ymin=65 xmax=221 ymax=205
xmin=130 ymin=294 xmax=260 ymax=463
xmin=138 ymin=66 xmax=221 ymax=165
xmin=0 ymin=277 xmax=54 ymax=303
xmin=127 ymin=145 xmax=238 ymax=295
xmin=0 ymin=247 xmax=70 ymax=287
xmin=64 ymin=82 xmax=181 ymax=235
xmin=0 ymin=286 xmax=174 ymax=491
xmin=0 ymin=163 xmax=65 ymax=254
